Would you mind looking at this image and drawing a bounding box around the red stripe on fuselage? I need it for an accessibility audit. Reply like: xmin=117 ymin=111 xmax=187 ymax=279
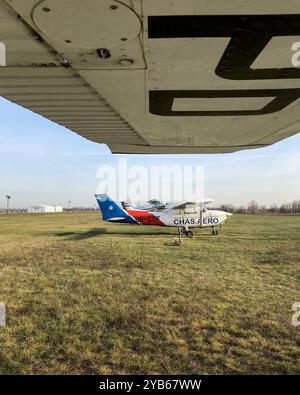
xmin=126 ymin=209 xmax=165 ymax=226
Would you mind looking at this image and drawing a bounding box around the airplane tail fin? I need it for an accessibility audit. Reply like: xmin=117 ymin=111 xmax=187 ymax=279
xmin=95 ymin=194 xmax=137 ymax=223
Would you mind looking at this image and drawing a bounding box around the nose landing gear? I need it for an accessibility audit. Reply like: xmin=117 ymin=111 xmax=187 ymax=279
xmin=212 ymin=227 xmax=219 ymax=236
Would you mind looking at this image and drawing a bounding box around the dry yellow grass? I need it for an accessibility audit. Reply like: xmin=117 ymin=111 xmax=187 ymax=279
xmin=0 ymin=212 xmax=299 ymax=374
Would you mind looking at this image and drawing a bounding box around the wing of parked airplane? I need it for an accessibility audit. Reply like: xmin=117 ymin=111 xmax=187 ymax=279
xmin=170 ymin=200 xmax=214 ymax=210
xmin=1 ymin=0 xmax=300 ymax=154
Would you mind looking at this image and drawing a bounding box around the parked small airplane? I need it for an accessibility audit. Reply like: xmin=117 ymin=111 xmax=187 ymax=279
xmin=95 ymin=194 xmax=232 ymax=237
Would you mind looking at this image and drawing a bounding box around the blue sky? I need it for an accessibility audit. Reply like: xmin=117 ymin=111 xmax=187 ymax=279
xmin=0 ymin=96 xmax=299 ymax=209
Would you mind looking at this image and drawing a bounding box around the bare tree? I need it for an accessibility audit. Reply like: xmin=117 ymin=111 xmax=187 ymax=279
xmin=247 ymin=200 xmax=259 ymax=214
xmin=216 ymin=199 xmax=300 ymax=214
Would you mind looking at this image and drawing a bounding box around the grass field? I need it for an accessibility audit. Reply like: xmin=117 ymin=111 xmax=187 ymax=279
xmin=0 ymin=212 xmax=299 ymax=374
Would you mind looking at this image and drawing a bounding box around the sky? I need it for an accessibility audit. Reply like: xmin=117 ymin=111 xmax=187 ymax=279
xmin=0 ymin=96 xmax=299 ymax=209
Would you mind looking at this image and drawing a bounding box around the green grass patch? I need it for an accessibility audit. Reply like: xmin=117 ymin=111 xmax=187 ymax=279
xmin=0 ymin=213 xmax=299 ymax=374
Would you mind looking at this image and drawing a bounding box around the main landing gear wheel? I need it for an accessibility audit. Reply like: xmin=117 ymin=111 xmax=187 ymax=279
xmin=212 ymin=228 xmax=219 ymax=236
xmin=185 ymin=230 xmax=193 ymax=238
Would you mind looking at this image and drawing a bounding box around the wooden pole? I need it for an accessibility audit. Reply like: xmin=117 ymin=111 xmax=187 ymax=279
xmin=178 ymin=226 xmax=182 ymax=245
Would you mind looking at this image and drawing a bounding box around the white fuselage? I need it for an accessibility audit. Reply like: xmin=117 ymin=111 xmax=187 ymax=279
xmin=152 ymin=209 xmax=232 ymax=228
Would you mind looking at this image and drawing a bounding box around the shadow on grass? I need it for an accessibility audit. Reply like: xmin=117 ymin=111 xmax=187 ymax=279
xmin=41 ymin=227 xmax=178 ymax=240
xmin=55 ymin=228 xmax=107 ymax=240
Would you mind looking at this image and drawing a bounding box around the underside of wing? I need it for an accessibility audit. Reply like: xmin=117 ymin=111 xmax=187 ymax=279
xmin=0 ymin=0 xmax=300 ymax=154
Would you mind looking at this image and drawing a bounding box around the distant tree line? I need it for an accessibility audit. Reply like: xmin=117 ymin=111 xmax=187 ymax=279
xmin=217 ymin=200 xmax=300 ymax=214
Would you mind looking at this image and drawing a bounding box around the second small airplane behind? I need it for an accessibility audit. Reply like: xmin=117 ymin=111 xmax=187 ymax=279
xmin=95 ymin=194 xmax=232 ymax=237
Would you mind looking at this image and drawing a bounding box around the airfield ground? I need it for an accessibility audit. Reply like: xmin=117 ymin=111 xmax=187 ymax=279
xmin=0 ymin=212 xmax=299 ymax=374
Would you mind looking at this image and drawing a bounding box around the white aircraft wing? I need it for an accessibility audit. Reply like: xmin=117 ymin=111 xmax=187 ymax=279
xmin=170 ymin=200 xmax=214 ymax=210
xmin=0 ymin=1 xmax=300 ymax=154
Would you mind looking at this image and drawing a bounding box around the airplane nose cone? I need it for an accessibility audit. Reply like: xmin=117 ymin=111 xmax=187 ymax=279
xmin=219 ymin=211 xmax=232 ymax=217
xmin=219 ymin=211 xmax=233 ymax=218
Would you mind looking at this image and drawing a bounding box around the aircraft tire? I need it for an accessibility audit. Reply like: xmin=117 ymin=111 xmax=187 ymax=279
xmin=186 ymin=230 xmax=193 ymax=238
xmin=212 ymin=228 xmax=219 ymax=236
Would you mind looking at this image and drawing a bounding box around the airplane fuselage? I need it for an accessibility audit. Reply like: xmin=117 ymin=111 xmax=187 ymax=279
xmin=95 ymin=194 xmax=232 ymax=233
xmin=124 ymin=208 xmax=231 ymax=228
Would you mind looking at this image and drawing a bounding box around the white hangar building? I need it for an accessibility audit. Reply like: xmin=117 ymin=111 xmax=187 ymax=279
xmin=27 ymin=205 xmax=63 ymax=214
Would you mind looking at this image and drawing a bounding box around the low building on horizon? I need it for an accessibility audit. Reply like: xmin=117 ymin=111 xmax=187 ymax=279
xmin=27 ymin=205 xmax=63 ymax=214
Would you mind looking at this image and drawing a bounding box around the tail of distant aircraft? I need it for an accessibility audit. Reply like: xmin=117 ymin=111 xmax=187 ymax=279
xmin=95 ymin=194 xmax=137 ymax=224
